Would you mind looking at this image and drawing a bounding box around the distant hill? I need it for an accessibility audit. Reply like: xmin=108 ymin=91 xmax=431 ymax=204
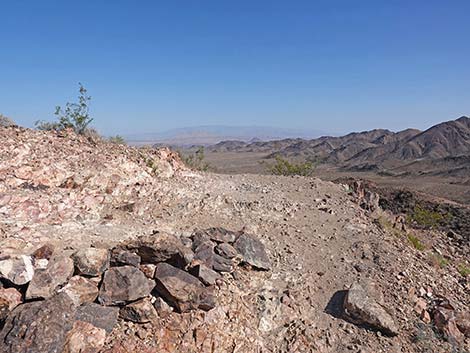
xmin=204 ymin=116 xmax=470 ymax=171
xmin=125 ymin=125 xmax=327 ymax=146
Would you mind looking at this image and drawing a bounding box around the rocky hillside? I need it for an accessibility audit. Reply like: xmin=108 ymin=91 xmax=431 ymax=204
xmin=0 ymin=126 xmax=469 ymax=352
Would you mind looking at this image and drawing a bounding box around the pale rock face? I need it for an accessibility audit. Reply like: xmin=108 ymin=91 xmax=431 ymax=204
xmin=0 ymin=255 xmax=34 ymax=285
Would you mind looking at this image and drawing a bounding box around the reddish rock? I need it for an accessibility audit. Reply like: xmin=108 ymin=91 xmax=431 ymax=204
xmin=32 ymin=244 xmax=54 ymax=260
xmin=433 ymin=306 xmax=464 ymax=343
xmin=26 ymin=254 xmax=74 ymax=299
xmin=0 ymin=287 xmax=22 ymax=322
xmin=120 ymin=297 xmax=158 ymax=323
xmin=63 ymin=320 xmax=106 ymax=353
xmin=98 ymin=266 xmax=155 ymax=305
xmin=456 ymin=312 xmax=470 ymax=337
xmin=59 ymin=275 xmax=99 ymax=305
xmin=73 ymin=248 xmax=110 ymax=276
xmin=139 ymin=263 xmax=157 ymax=278
xmin=154 ymin=262 xmax=208 ymax=312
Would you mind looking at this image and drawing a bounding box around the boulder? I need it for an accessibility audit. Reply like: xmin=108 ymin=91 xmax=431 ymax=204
xmin=0 ymin=287 xmax=22 ymax=322
xmin=73 ymin=248 xmax=110 ymax=276
xmin=195 ymin=227 xmax=237 ymax=243
xmin=122 ymin=233 xmax=189 ymax=267
xmin=120 ymin=297 xmax=158 ymax=323
xmin=193 ymin=241 xmax=216 ymax=268
xmin=110 ymin=249 xmax=141 ymax=267
xmin=76 ymin=303 xmax=119 ymax=334
xmin=456 ymin=312 xmax=470 ymax=338
xmin=343 ymin=282 xmax=398 ymax=336
xmin=190 ymin=264 xmax=221 ymax=286
xmin=26 ymin=254 xmax=74 ymax=300
xmin=63 ymin=320 xmax=106 ymax=353
xmin=0 ymin=255 xmax=34 ymax=285
xmin=154 ymin=262 xmax=208 ymax=312
xmin=153 ymin=297 xmax=173 ymax=317
xmin=234 ymin=234 xmax=271 ymax=270
xmin=213 ymin=254 xmax=234 ymax=273
xmin=215 ymin=243 xmax=238 ymax=259
xmin=98 ymin=266 xmax=155 ymax=305
xmin=0 ymin=292 xmax=77 ymax=353
xmin=59 ymin=275 xmax=99 ymax=305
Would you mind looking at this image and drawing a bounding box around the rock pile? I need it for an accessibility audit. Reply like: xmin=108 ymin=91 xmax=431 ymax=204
xmin=0 ymin=228 xmax=270 ymax=353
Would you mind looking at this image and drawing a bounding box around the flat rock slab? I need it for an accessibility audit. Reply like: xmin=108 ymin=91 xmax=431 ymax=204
xmin=73 ymin=248 xmax=110 ymax=276
xmin=122 ymin=233 xmax=187 ymax=266
xmin=0 ymin=292 xmax=77 ymax=353
xmin=154 ymin=262 xmax=207 ymax=312
xmin=98 ymin=266 xmax=155 ymax=305
xmin=234 ymin=234 xmax=271 ymax=270
xmin=110 ymin=249 xmax=141 ymax=267
xmin=0 ymin=255 xmax=34 ymax=285
xmin=343 ymin=282 xmax=398 ymax=336
xmin=190 ymin=264 xmax=221 ymax=286
xmin=195 ymin=227 xmax=238 ymax=243
xmin=26 ymin=255 xmax=74 ymax=300
xmin=76 ymin=303 xmax=119 ymax=334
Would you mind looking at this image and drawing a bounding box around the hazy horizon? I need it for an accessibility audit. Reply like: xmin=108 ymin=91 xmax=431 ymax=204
xmin=1 ymin=1 xmax=469 ymax=135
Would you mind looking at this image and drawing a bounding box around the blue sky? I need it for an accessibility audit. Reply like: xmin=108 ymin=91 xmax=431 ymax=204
xmin=1 ymin=0 xmax=469 ymax=136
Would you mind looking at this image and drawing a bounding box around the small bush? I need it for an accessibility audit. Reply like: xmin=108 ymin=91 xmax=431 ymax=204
xmin=406 ymin=205 xmax=446 ymax=229
xmin=458 ymin=264 xmax=470 ymax=277
xmin=268 ymin=156 xmax=315 ymax=176
xmin=108 ymin=135 xmax=126 ymax=145
xmin=428 ymin=253 xmax=448 ymax=268
xmin=407 ymin=234 xmax=425 ymax=251
xmin=181 ymin=147 xmax=211 ymax=171
xmin=35 ymin=83 xmax=93 ymax=135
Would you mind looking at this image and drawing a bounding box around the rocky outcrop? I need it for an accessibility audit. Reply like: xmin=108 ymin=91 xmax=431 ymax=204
xmin=73 ymin=248 xmax=110 ymax=277
xmin=234 ymin=233 xmax=271 ymax=270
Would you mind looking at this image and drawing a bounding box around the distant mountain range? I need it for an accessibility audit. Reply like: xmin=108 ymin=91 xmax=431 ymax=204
xmin=205 ymin=116 xmax=470 ymax=175
xmin=125 ymin=125 xmax=327 ymax=146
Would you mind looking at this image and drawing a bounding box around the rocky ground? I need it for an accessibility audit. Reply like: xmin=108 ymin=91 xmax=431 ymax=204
xmin=0 ymin=126 xmax=468 ymax=353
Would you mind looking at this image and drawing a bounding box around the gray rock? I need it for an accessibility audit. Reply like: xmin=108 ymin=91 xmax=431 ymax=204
xmin=98 ymin=266 xmax=155 ymax=305
xmin=73 ymin=248 xmax=110 ymax=276
xmin=213 ymin=254 xmax=234 ymax=273
xmin=190 ymin=264 xmax=221 ymax=285
xmin=0 ymin=292 xmax=77 ymax=353
xmin=234 ymin=233 xmax=271 ymax=270
xmin=154 ymin=262 xmax=208 ymax=312
xmin=26 ymin=255 xmax=74 ymax=300
xmin=215 ymin=243 xmax=238 ymax=259
xmin=123 ymin=233 xmax=189 ymax=268
xmin=76 ymin=303 xmax=119 ymax=334
xmin=0 ymin=255 xmax=34 ymax=285
xmin=120 ymin=297 xmax=158 ymax=323
xmin=110 ymin=248 xmax=141 ymax=267
xmin=343 ymin=282 xmax=398 ymax=336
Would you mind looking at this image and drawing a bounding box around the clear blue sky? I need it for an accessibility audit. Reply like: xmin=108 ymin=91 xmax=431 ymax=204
xmin=1 ymin=0 xmax=469 ymax=136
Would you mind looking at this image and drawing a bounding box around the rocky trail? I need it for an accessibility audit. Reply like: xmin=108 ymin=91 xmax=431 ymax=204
xmin=0 ymin=126 xmax=468 ymax=352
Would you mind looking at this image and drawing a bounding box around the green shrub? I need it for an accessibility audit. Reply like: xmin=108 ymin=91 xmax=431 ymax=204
xmin=458 ymin=264 xmax=470 ymax=277
xmin=181 ymin=147 xmax=211 ymax=171
xmin=268 ymin=156 xmax=315 ymax=176
xmin=35 ymin=83 xmax=93 ymax=135
xmin=108 ymin=135 xmax=126 ymax=145
xmin=428 ymin=253 xmax=448 ymax=268
xmin=407 ymin=234 xmax=425 ymax=251
xmin=406 ymin=205 xmax=446 ymax=229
